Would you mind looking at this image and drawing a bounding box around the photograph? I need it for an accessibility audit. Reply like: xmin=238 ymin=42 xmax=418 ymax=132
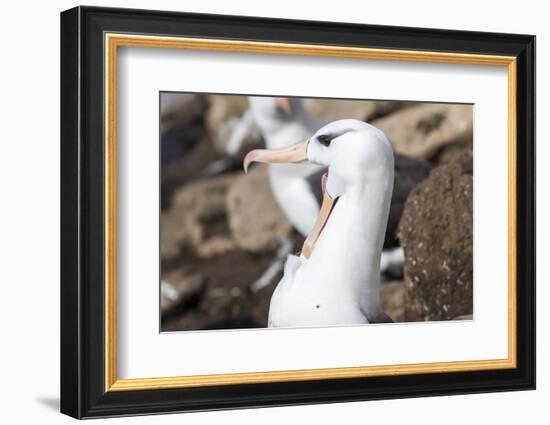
xmin=58 ymin=5 xmax=536 ymax=419
xmin=160 ymin=93 xmax=474 ymax=331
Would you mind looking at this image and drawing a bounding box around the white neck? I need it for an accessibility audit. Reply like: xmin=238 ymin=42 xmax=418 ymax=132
xmin=305 ymin=170 xmax=394 ymax=313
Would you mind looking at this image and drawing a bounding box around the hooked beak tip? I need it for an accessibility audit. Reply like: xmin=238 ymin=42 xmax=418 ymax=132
xmin=243 ymin=138 xmax=310 ymax=176
xmin=243 ymin=151 xmax=256 ymax=174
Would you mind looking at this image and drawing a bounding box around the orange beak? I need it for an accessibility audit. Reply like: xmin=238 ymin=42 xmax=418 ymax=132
xmin=301 ymin=191 xmax=336 ymax=259
xmin=243 ymin=139 xmax=309 ymax=173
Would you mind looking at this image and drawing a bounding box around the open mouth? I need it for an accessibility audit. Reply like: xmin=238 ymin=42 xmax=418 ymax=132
xmin=243 ymin=141 xmax=337 ymax=259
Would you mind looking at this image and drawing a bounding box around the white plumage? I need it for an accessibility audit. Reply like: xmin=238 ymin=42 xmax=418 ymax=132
xmin=244 ymin=119 xmax=394 ymax=327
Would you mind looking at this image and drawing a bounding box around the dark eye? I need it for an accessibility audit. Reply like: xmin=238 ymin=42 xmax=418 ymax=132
xmin=318 ymin=134 xmax=332 ymax=147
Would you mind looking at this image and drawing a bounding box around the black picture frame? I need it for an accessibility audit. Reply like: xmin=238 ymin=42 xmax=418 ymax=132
xmin=60 ymin=5 xmax=535 ymax=419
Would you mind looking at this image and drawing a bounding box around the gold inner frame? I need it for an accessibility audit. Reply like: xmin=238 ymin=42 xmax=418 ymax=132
xmin=104 ymin=33 xmax=517 ymax=392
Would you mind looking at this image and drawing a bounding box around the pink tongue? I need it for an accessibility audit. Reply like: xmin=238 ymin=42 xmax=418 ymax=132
xmin=321 ymin=172 xmax=328 ymax=194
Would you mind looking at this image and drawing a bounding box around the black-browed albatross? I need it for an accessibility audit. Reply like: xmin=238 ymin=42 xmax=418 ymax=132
xmin=248 ymin=97 xmax=431 ymax=277
xmin=244 ymin=119 xmax=394 ymax=326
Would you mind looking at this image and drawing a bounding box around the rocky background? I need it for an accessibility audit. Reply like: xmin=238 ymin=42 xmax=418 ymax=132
xmin=160 ymin=93 xmax=474 ymax=331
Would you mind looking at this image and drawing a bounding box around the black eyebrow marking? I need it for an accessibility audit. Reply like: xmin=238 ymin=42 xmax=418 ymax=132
xmin=317 ymin=128 xmax=355 ymax=147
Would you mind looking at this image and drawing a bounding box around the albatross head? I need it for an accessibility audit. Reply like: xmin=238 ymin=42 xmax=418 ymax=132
xmin=248 ymin=96 xmax=304 ymax=132
xmin=244 ymin=118 xmax=393 ymax=258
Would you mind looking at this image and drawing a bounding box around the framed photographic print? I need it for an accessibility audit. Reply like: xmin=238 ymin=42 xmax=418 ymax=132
xmin=60 ymin=6 xmax=535 ymax=419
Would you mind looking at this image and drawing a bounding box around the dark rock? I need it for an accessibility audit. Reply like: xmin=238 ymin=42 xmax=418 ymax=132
xmin=397 ymin=151 xmax=473 ymax=321
xmin=161 ymin=94 xmax=208 ymax=133
xmin=160 ymin=94 xmax=218 ymax=209
xmin=161 ymin=140 xmax=221 ymax=210
xmin=160 ymin=249 xmax=279 ymax=331
xmin=161 ymin=94 xmax=209 ymax=167
xmin=434 ymin=141 xmax=474 ymax=168
xmin=386 ymin=154 xmax=432 ymax=247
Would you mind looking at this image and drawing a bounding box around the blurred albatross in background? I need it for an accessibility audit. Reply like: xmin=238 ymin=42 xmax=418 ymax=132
xmin=248 ymin=97 xmax=324 ymax=236
xmin=244 ymin=119 xmax=394 ymax=326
